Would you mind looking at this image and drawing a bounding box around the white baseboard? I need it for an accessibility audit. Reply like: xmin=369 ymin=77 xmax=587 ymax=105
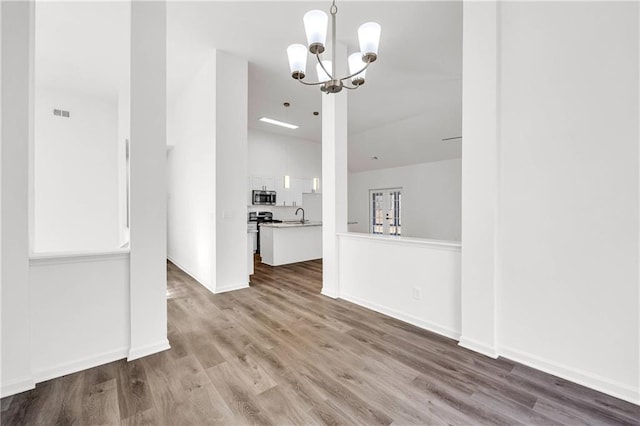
xmin=32 ymin=346 xmax=129 ymax=384
xmin=213 ymin=282 xmax=250 ymax=294
xmin=339 ymin=292 xmax=461 ymax=341
xmin=128 ymin=339 xmax=171 ymax=361
xmin=168 ymin=257 xmax=249 ymax=295
xmin=499 ymin=345 xmax=639 ymax=405
xmin=1 ymin=376 xmax=35 ymax=398
xmin=458 ymin=336 xmax=498 ymax=359
xmin=321 ymin=288 xmax=339 ymax=299
xmin=167 ymin=256 xmax=211 ymax=289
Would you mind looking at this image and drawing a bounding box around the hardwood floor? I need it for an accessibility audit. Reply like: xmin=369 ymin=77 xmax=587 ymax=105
xmin=2 ymin=256 xmax=639 ymax=425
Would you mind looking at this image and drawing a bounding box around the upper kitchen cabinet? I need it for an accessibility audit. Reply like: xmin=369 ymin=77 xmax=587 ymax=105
xmin=279 ymin=177 xmax=314 ymax=207
xmin=248 ymin=175 xmax=318 ymax=207
xmin=251 ymin=175 xmax=275 ymax=191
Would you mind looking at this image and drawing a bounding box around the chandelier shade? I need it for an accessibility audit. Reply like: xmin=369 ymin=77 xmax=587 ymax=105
xmin=303 ymin=10 xmax=328 ymax=54
xmin=287 ymin=1 xmax=380 ymax=94
xmin=348 ymin=53 xmax=366 ymax=85
xmin=358 ymin=22 xmax=381 ymax=62
xmin=287 ymin=44 xmax=308 ymax=79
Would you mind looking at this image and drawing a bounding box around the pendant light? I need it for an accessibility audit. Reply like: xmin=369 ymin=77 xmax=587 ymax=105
xmin=286 ymin=0 xmax=381 ymax=94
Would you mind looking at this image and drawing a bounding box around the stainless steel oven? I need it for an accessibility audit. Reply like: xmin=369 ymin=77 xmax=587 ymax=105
xmin=252 ymin=190 xmax=276 ymax=205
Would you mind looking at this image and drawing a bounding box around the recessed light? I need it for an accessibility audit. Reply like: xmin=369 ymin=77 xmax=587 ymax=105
xmin=283 ymin=102 xmax=290 ymax=107
xmin=259 ymin=117 xmax=299 ymax=129
xmin=313 ymin=111 xmax=319 ymax=116
xmin=371 ymin=156 xmax=379 ymax=160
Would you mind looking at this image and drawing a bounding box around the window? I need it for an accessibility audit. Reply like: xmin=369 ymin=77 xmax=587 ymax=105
xmin=369 ymin=188 xmax=402 ymax=236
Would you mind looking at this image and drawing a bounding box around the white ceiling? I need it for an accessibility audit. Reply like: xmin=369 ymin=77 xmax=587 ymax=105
xmin=35 ymin=1 xmax=462 ymax=173
xmin=168 ymin=1 xmax=462 ymax=172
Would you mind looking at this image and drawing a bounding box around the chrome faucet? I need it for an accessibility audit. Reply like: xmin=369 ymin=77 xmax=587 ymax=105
xmin=295 ymin=207 xmax=305 ymax=223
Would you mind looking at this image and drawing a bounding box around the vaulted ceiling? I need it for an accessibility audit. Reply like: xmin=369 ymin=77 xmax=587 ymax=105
xmin=35 ymin=1 xmax=462 ymax=173
xmin=167 ymin=1 xmax=462 ymax=172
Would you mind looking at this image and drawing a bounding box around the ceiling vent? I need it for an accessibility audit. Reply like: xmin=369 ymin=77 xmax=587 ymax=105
xmin=53 ymin=109 xmax=71 ymax=118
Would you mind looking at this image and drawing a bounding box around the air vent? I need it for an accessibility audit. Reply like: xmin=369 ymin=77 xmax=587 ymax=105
xmin=53 ymin=109 xmax=71 ymax=118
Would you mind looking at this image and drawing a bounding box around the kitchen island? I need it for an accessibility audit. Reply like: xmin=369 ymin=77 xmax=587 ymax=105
xmin=259 ymin=222 xmax=322 ymax=266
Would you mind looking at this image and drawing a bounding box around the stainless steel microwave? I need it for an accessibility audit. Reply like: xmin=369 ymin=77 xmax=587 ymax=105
xmin=252 ymin=190 xmax=276 ymax=205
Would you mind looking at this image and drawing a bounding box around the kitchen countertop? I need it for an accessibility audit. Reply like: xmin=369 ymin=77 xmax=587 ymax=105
xmin=260 ymin=221 xmax=322 ymax=228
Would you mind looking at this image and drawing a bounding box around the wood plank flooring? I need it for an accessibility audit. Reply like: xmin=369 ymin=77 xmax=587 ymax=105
xmin=2 ymin=256 xmax=639 ymax=425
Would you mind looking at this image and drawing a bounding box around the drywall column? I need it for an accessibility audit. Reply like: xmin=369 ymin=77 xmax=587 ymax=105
xmin=213 ymin=50 xmax=249 ymax=293
xmin=459 ymin=1 xmax=499 ymax=358
xmin=128 ymin=0 xmax=169 ymax=360
xmin=1 ymin=0 xmax=35 ymax=396
xmin=321 ymin=43 xmax=348 ymax=298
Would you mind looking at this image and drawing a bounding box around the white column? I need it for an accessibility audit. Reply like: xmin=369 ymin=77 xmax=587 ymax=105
xmin=459 ymin=1 xmax=499 ymax=358
xmin=213 ymin=50 xmax=249 ymax=293
xmin=1 ymin=0 xmax=35 ymax=396
xmin=128 ymin=0 xmax=170 ymax=360
xmin=321 ymin=43 xmax=348 ymax=298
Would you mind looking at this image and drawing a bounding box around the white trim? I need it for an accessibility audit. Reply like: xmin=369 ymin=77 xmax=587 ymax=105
xmin=321 ymin=288 xmax=339 ymax=299
xmin=30 ymin=249 xmax=130 ymax=266
xmin=0 ymin=376 xmax=35 ymax=398
xmin=340 ymin=292 xmax=461 ymax=340
xmin=32 ymin=346 xmax=129 ymax=384
xmin=337 ymin=232 xmax=461 ymax=251
xmin=458 ymin=336 xmax=498 ymax=359
xmin=127 ymin=339 xmax=170 ymax=361
xmin=167 ymin=256 xmax=211 ymax=289
xmin=213 ymin=282 xmax=249 ymax=294
xmin=499 ymin=345 xmax=639 ymax=406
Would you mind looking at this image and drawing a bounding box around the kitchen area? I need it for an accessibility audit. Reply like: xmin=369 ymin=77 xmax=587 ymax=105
xmin=246 ymin=129 xmax=323 ymax=276
xmin=247 ymin=179 xmax=322 ymax=274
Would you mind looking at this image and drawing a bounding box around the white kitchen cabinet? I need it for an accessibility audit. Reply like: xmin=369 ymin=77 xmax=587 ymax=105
xmin=249 ymin=175 xmax=317 ymax=207
xmin=250 ymin=175 xmax=275 ymax=191
xmin=260 ymin=223 xmax=322 ymax=266
xmin=279 ymin=178 xmax=305 ymax=207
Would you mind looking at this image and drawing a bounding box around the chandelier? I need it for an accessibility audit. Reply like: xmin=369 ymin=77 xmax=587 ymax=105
xmin=286 ymin=1 xmax=381 ymax=94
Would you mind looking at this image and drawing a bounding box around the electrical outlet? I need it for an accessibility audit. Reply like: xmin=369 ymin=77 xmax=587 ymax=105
xmin=412 ymin=287 xmax=421 ymax=300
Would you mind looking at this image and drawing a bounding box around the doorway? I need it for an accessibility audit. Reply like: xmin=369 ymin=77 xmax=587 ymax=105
xmin=369 ymin=188 xmax=402 ymax=236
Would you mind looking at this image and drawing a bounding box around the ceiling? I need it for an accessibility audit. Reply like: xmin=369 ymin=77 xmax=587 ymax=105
xmin=35 ymin=1 xmax=462 ymax=173
xmin=168 ymin=1 xmax=462 ymax=172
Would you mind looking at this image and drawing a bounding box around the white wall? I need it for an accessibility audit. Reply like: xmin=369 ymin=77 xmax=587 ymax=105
xmin=167 ymin=54 xmax=216 ymax=288
xmin=1 ymin=0 xmax=169 ymax=398
xmin=1 ymin=0 xmax=34 ymax=397
xmin=495 ymin=1 xmax=639 ymax=403
xmin=213 ymin=50 xmax=248 ymax=293
xmin=339 ymin=234 xmax=461 ymax=339
xmin=34 ymin=88 xmax=120 ymax=252
xmin=348 ymin=159 xmax=462 ymax=241
xmin=168 ymin=49 xmax=248 ymax=294
xmin=248 ymin=128 xmax=321 ymax=180
xmin=30 ymin=253 xmax=129 ymax=382
xmin=459 ymin=1 xmax=500 ymax=359
xmin=128 ymin=1 xmax=169 ymax=360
